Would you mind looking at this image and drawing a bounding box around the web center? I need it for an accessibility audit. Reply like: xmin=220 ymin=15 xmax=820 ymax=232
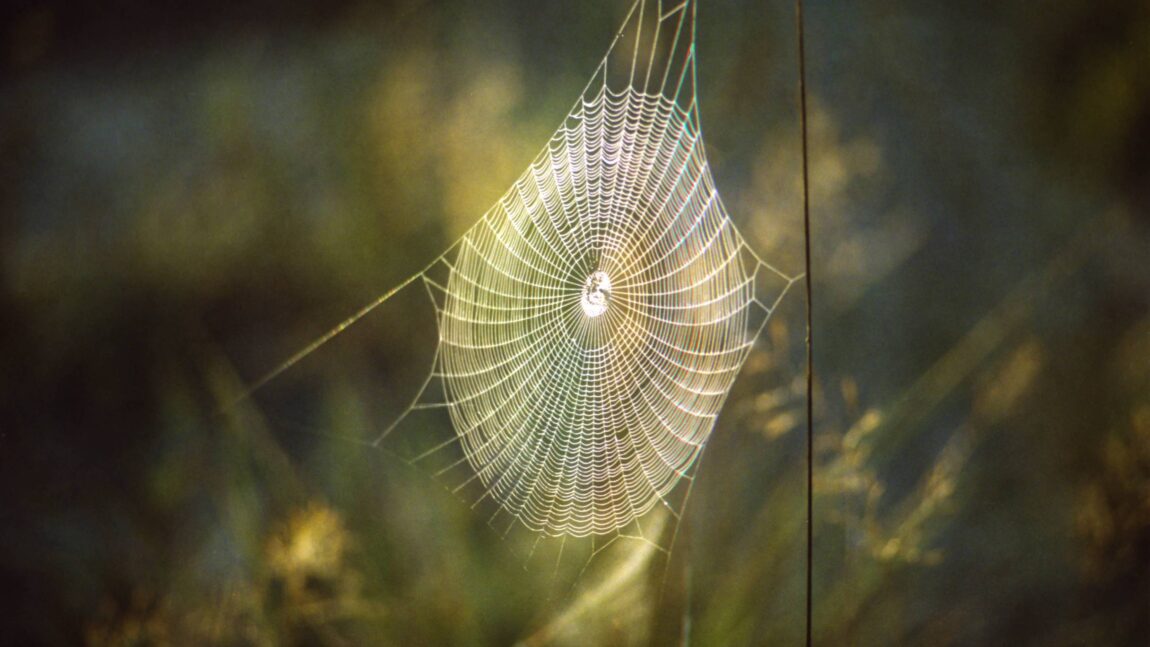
xmin=580 ymin=271 xmax=612 ymax=318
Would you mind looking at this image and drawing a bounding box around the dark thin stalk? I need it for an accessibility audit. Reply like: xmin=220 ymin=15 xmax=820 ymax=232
xmin=795 ymin=0 xmax=814 ymax=645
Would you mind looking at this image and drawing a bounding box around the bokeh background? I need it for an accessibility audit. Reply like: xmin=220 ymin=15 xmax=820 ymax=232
xmin=2 ymin=0 xmax=1148 ymax=645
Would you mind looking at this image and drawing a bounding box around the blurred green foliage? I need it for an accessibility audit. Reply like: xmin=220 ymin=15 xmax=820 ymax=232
xmin=1 ymin=0 xmax=1147 ymax=645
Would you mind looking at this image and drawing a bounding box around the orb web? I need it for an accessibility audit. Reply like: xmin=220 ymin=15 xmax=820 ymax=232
xmin=239 ymin=0 xmax=801 ymax=545
xmin=439 ymin=94 xmax=756 ymax=536
xmin=427 ymin=0 xmax=800 ymax=539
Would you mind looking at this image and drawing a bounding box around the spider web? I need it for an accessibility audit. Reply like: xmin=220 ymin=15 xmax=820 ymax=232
xmin=240 ymin=0 xmax=800 ymax=564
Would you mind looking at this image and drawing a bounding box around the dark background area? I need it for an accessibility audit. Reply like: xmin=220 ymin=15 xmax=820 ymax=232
xmin=1 ymin=0 xmax=1148 ymax=645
